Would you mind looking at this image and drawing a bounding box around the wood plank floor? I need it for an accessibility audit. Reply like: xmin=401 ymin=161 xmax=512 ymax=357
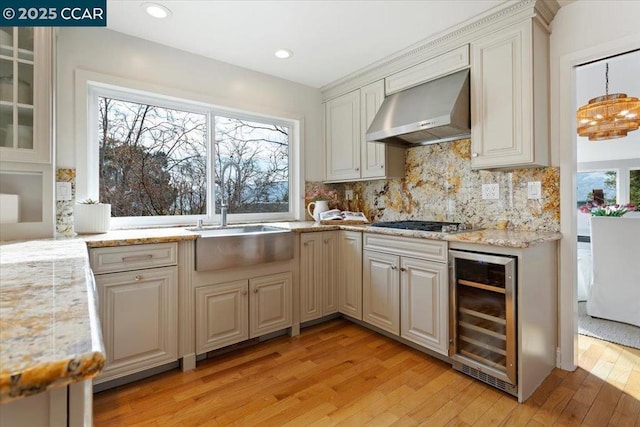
xmin=93 ymin=319 xmax=640 ymax=426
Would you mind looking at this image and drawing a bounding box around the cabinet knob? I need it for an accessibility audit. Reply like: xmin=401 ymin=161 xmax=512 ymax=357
xmin=391 ymin=265 xmax=397 ymax=270
xmin=380 ymin=165 xmax=384 ymax=169
xmin=303 ymin=242 xmax=308 ymax=246
xmin=324 ymin=239 xmax=330 ymax=243
xmin=135 ymin=275 xmax=143 ymax=281
xmin=355 ymin=167 xmax=359 ymax=171
xmin=254 ymin=288 xmax=259 ymax=293
xmin=471 ymin=152 xmax=478 ymax=158
xmin=242 ymin=290 xmax=248 ymax=295
xmin=400 ymin=267 xmax=407 ymax=272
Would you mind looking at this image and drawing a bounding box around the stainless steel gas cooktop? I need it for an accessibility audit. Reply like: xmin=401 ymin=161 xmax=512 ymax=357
xmin=369 ymin=220 xmax=475 ymax=233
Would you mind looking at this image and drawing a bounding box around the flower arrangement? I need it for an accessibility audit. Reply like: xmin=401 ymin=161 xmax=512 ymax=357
xmin=305 ymin=187 xmax=338 ymax=203
xmin=579 ymin=201 xmax=636 ymax=217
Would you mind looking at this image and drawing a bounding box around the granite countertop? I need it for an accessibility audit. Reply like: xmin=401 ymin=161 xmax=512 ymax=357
xmin=0 ymin=239 xmax=105 ymax=403
xmin=79 ymin=221 xmax=561 ymax=249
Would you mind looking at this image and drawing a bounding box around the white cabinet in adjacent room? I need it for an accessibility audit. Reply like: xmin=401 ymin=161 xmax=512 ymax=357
xmin=299 ymin=231 xmax=338 ymax=322
xmin=470 ymin=19 xmax=550 ymax=169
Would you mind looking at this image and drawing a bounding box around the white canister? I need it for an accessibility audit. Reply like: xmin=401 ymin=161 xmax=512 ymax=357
xmin=74 ymin=203 xmax=111 ymax=234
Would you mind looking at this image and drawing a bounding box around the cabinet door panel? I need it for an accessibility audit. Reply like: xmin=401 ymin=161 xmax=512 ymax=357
xmin=250 ymin=272 xmax=292 ymax=337
xmin=96 ymin=266 xmax=178 ymax=383
xmin=338 ymin=231 xmax=363 ymax=319
xmin=195 ymin=280 xmax=249 ymax=354
xmin=360 ymin=80 xmax=386 ymax=179
xmin=363 ymin=250 xmax=400 ymax=334
xmin=322 ymin=231 xmax=339 ymax=315
xmin=325 ymin=90 xmax=361 ymax=181
xmin=300 ymin=233 xmax=323 ymax=322
xmin=400 ymin=257 xmax=448 ymax=355
xmin=471 ymin=22 xmax=536 ymax=168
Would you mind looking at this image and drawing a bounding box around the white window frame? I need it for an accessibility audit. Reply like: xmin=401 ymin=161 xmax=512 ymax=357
xmin=578 ymin=159 xmax=640 ymax=205
xmin=75 ymin=70 xmax=301 ymax=228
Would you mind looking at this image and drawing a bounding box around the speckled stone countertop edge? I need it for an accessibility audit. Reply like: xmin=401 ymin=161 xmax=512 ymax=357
xmin=80 ymin=222 xmax=562 ymax=249
xmin=0 ymin=239 xmax=106 ymax=404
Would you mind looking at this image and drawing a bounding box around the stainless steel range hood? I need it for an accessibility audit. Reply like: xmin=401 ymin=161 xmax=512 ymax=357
xmin=365 ymin=69 xmax=470 ymax=146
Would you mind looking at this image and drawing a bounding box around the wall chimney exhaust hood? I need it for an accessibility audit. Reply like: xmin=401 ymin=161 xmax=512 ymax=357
xmin=366 ymin=69 xmax=470 ymax=146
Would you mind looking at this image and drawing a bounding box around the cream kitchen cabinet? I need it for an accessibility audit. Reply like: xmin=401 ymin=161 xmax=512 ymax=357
xmin=470 ymin=18 xmax=550 ymax=169
xmin=195 ymin=272 xmax=292 ymax=354
xmin=338 ymin=230 xmax=363 ymax=319
xmin=363 ymin=233 xmax=448 ymax=355
xmin=0 ymin=27 xmax=52 ymax=163
xmin=0 ymin=27 xmax=54 ymax=240
xmin=363 ymin=249 xmax=399 ymax=334
xmin=92 ymin=244 xmax=179 ymax=385
xmin=325 ymin=80 xmax=404 ymax=182
xmin=299 ymin=231 xmax=338 ymax=322
xmin=195 ymin=280 xmax=248 ymax=352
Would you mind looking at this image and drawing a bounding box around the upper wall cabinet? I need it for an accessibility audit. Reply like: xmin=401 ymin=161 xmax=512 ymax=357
xmin=325 ymin=80 xmax=404 ymax=183
xmin=470 ymin=19 xmax=550 ymax=169
xmin=0 ymin=27 xmax=52 ymax=164
xmin=385 ymin=45 xmax=469 ymax=95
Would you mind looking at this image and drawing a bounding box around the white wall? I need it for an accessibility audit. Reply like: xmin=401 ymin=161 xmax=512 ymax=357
xmin=576 ymin=50 xmax=640 ymax=163
xmin=550 ymin=0 xmax=640 ymax=370
xmin=550 ymin=0 xmax=640 ymax=165
xmin=55 ymin=27 xmax=324 ymax=180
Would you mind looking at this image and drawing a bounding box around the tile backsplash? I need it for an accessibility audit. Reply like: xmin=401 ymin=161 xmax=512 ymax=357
xmin=306 ymin=139 xmax=560 ymax=232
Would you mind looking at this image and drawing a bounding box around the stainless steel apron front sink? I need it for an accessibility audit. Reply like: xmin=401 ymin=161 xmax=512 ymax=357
xmin=192 ymin=226 xmax=294 ymax=271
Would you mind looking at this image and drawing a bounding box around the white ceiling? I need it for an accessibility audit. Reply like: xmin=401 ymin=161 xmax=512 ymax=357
xmin=106 ymin=0 xmax=506 ymax=88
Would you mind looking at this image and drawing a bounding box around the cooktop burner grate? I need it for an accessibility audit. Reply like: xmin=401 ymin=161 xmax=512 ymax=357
xmin=370 ymin=220 xmax=461 ymax=232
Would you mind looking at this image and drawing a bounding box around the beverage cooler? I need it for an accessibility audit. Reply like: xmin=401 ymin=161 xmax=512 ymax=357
xmin=449 ymin=249 xmax=518 ymax=396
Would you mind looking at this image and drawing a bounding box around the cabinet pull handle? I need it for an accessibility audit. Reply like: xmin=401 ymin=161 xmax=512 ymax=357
xmin=400 ymin=267 xmax=407 ymax=272
xmin=135 ymin=275 xmax=143 ymax=281
xmin=471 ymin=152 xmax=479 ymax=158
xmin=122 ymin=254 xmax=153 ymax=262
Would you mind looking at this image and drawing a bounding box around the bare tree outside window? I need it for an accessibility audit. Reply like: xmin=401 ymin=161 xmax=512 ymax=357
xmin=98 ymin=96 xmax=291 ymax=219
xmin=214 ymin=116 xmax=289 ymax=214
xmin=98 ymin=97 xmax=207 ymax=217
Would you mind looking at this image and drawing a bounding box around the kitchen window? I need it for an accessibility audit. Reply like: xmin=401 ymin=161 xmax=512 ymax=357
xmin=82 ymin=80 xmax=298 ymax=228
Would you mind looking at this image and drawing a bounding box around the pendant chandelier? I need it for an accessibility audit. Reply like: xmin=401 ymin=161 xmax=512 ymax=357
xmin=576 ymin=63 xmax=640 ymax=141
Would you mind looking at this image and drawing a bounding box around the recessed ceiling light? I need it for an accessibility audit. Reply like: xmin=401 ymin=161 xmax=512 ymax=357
xmin=275 ymin=49 xmax=293 ymax=59
xmin=143 ymin=3 xmax=172 ymax=19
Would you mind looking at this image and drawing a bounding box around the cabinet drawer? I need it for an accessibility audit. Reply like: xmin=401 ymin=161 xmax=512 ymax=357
xmin=90 ymin=243 xmax=178 ymax=274
xmin=363 ymin=233 xmax=447 ymax=262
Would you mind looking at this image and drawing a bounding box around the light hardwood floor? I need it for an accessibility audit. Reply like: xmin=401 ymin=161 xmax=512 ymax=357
xmin=93 ymin=319 xmax=640 ymax=426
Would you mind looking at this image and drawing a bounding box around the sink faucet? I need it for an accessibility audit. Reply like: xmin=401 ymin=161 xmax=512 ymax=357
xmin=195 ymin=219 xmax=204 ymax=230
xmin=220 ymin=161 xmax=241 ymax=227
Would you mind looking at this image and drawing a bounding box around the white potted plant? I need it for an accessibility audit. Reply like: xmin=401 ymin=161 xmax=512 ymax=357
xmin=74 ymin=199 xmax=111 ymax=234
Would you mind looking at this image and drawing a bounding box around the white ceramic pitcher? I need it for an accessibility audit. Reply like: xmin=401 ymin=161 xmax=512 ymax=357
xmin=307 ymin=200 xmax=330 ymax=221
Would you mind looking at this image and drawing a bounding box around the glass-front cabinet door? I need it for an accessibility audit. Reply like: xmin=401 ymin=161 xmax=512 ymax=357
xmin=0 ymin=27 xmax=51 ymax=163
